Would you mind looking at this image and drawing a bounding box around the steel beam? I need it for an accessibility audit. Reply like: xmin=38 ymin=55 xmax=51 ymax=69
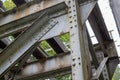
xmin=46 ymin=37 xmax=68 ymax=54
xmin=68 ymin=0 xmax=92 ymax=80
xmin=1 ymin=37 xmax=12 ymax=46
xmin=87 ymin=31 xmax=104 ymax=80
xmin=92 ymin=57 xmax=108 ymax=80
xmin=0 ymin=1 xmax=96 ymax=39
xmin=89 ymin=3 xmax=111 ymax=41
xmin=32 ymin=47 xmax=48 ymax=59
xmin=82 ymin=24 xmax=92 ymax=79
xmin=14 ymin=53 xmax=71 ymax=80
xmin=12 ymin=32 xmax=48 ymax=59
xmin=0 ymin=2 xmax=67 ymax=39
xmin=0 ymin=13 xmax=58 ymax=77
xmin=95 ymin=48 xmax=110 ymax=80
xmin=0 ymin=0 xmax=65 ymax=25
xmin=107 ymin=57 xmax=119 ymax=79
xmin=88 ymin=3 xmax=111 ymax=56
xmin=109 ymin=0 xmax=120 ymax=35
xmin=0 ymin=40 xmax=6 ymax=49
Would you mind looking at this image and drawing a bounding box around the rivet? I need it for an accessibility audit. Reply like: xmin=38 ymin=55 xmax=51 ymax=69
xmin=72 ymin=58 xmax=75 ymax=61
xmin=70 ymin=21 xmax=72 ymax=23
xmin=72 ymin=64 xmax=76 ymax=67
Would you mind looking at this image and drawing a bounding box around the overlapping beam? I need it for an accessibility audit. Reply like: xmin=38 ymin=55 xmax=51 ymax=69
xmin=0 ymin=2 xmax=67 ymax=39
xmin=0 ymin=13 xmax=58 ymax=77
xmin=92 ymin=57 xmax=108 ymax=80
xmin=87 ymin=32 xmax=104 ymax=80
xmin=0 ymin=0 xmax=98 ymax=79
xmin=0 ymin=0 xmax=115 ymax=79
xmin=0 ymin=1 xmax=96 ymax=39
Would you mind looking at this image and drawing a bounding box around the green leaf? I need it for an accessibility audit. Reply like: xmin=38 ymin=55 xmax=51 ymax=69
xmin=3 ymin=0 xmax=16 ymax=10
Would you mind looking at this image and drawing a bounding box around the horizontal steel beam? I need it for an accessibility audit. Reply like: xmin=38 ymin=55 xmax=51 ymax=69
xmin=0 ymin=1 xmax=96 ymax=39
xmin=14 ymin=53 xmax=71 ymax=80
xmin=0 ymin=13 xmax=58 ymax=77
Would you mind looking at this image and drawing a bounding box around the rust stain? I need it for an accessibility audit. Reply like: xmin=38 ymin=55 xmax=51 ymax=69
xmin=15 ymin=11 xmax=22 ymax=19
xmin=60 ymin=31 xmax=65 ymax=35
xmin=25 ymin=8 xmax=30 ymax=16
xmin=43 ymin=0 xmax=52 ymax=9
xmin=37 ymin=62 xmax=45 ymax=73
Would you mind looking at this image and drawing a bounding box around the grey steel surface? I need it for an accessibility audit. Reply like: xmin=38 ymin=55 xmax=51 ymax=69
xmin=88 ymin=4 xmax=111 ymax=56
xmin=95 ymin=50 xmax=110 ymax=80
xmin=0 ymin=0 xmax=119 ymax=80
xmin=46 ymin=37 xmax=68 ymax=54
xmin=92 ymin=57 xmax=108 ymax=80
xmin=0 ymin=2 xmax=67 ymax=39
xmin=14 ymin=53 xmax=71 ymax=80
xmin=109 ymin=0 xmax=120 ymax=35
xmin=0 ymin=1 xmax=96 ymax=40
xmin=68 ymin=0 xmax=92 ymax=80
xmin=87 ymin=32 xmax=104 ymax=80
xmin=89 ymin=3 xmax=111 ymax=41
xmin=0 ymin=13 xmax=58 ymax=77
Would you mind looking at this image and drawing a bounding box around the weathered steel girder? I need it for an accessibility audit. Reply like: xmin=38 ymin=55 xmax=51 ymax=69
xmin=109 ymin=0 xmax=120 ymax=35
xmin=14 ymin=53 xmax=71 ymax=80
xmin=0 ymin=0 xmax=119 ymax=80
xmin=0 ymin=12 xmax=58 ymax=77
xmin=0 ymin=1 xmax=97 ymax=39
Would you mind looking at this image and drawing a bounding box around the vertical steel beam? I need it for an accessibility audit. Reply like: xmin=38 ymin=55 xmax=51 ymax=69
xmin=68 ymin=0 xmax=90 ymax=80
xmin=82 ymin=24 xmax=92 ymax=79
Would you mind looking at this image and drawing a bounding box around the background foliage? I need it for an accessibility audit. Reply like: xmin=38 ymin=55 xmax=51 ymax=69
xmin=3 ymin=0 xmax=15 ymax=10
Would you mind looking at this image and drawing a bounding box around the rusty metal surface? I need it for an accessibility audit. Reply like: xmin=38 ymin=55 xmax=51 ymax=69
xmin=68 ymin=0 xmax=92 ymax=79
xmin=0 ymin=2 xmax=67 ymax=39
xmin=0 ymin=1 xmax=97 ymax=40
xmin=0 ymin=13 xmax=58 ymax=77
xmin=0 ymin=0 xmax=118 ymax=80
xmin=14 ymin=53 xmax=71 ymax=80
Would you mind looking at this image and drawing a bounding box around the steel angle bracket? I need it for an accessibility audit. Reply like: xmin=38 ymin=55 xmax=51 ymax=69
xmin=0 ymin=12 xmax=58 ymax=78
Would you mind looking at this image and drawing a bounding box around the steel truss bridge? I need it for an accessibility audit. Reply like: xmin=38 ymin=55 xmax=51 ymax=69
xmin=0 ymin=0 xmax=120 ymax=80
